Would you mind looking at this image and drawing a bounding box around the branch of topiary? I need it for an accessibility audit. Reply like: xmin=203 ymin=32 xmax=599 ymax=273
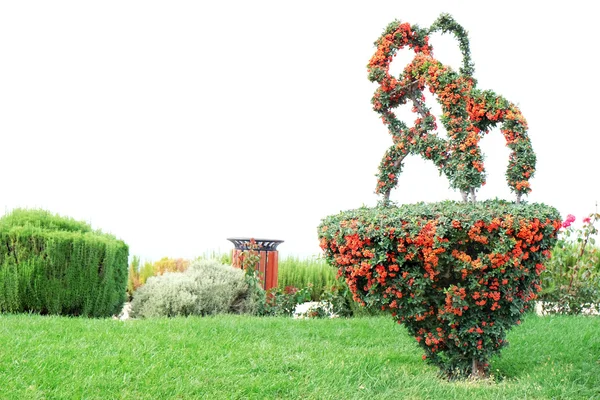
xmin=408 ymin=91 xmax=427 ymax=117
xmin=459 ymin=188 xmax=478 ymax=203
xmin=460 ymin=189 xmax=477 ymax=203
xmin=382 ymin=154 xmax=407 ymax=206
xmin=399 ymin=79 xmax=420 ymax=92
xmin=472 ymin=358 xmax=486 ymax=379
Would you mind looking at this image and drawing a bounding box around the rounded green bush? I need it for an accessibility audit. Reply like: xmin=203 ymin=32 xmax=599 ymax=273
xmin=130 ymin=259 xmax=255 ymax=318
xmin=0 ymin=209 xmax=129 ymax=317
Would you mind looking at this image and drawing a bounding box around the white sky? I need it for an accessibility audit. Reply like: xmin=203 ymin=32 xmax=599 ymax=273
xmin=1 ymin=1 xmax=597 ymax=262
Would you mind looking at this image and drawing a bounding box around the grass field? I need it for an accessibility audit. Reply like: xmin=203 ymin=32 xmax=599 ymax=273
xmin=1 ymin=314 xmax=599 ymax=399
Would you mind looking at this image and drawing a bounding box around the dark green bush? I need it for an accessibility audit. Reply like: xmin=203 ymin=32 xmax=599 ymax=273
xmin=0 ymin=209 xmax=129 ymax=317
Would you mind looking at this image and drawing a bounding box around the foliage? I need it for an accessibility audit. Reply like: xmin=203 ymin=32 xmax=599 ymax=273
xmin=234 ymin=241 xmax=349 ymax=317
xmin=316 ymin=12 xmax=556 ymax=379
xmin=260 ymin=285 xmax=313 ymax=316
xmin=138 ymin=260 xmax=155 ymax=286
xmin=277 ymin=256 xmax=338 ymax=300
xmin=319 ymin=200 xmax=561 ymax=378
xmin=268 ymin=277 xmax=376 ymax=318
xmin=152 ymin=257 xmax=189 ymax=275
xmin=234 ymin=239 xmax=268 ymax=315
xmin=367 ymin=13 xmax=535 ymax=204
xmin=292 ymin=300 xmax=337 ymax=319
xmin=0 ymin=208 xmax=128 ymax=317
xmin=127 ymin=255 xmax=141 ymax=298
xmin=540 ymin=211 xmax=600 ymax=314
xmin=319 ymin=279 xmax=360 ymax=317
xmin=130 ymin=259 xmax=254 ymax=318
xmin=194 ymin=250 xmax=232 ymax=265
xmin=0 ymin=208 xmax=93 ymax=233
xmin=127 ymin=256 xmax=191 ymax=298
xmin=277 ymin=255 xmax=381 ymax=316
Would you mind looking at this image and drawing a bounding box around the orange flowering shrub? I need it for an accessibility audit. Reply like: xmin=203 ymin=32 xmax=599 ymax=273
xmin=319 ymin=201 xmax=560 ymax=378
xmin=320 ymin=13 xmax=560 ymax=379
xmin=368 ymin=14 xmax=535 ymax=204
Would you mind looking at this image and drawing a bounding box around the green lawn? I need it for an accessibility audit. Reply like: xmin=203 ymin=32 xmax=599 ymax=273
xmin=0 ymin=314 xmax=598 ymax=399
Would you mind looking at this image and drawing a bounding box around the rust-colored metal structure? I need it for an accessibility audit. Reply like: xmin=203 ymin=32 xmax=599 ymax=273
xmin=227 ymin=237 xmax=284 ymax=291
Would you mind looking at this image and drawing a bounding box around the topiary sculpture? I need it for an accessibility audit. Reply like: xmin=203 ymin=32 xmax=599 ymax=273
xmin=319 ymin=14 xmax=561 ymax=379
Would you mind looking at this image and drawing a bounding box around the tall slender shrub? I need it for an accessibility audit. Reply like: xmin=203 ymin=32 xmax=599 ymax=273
xmin=277 ymin=256 xmax=337 ymax=300
xmin=0 ymin=209 xmax=129 ymax=317
xmin=127 ymin=255 xmax=141 ymax=298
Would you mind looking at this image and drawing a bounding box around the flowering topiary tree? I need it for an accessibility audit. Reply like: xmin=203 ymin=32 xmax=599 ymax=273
xmin=318 ymin=14 xmax=561 ymax=379
xmin=368 ymin=14 xmax=535 ymax=205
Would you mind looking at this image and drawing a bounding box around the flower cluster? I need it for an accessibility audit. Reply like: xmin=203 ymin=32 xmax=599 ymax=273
xmin=562 ymin=214 xmax=576 ymax=228
xmin=540 ymin=210 xmax=600 ymax=315
xmin=367 ymin=14 xmax=536 ymax=204
xmin=318 ymin=201 xmax=561 ymax=378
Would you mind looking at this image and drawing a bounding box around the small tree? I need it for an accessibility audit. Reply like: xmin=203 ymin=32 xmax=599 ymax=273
xmin=139 ymin=260 xmax=155 ymax=286
xmin=127 ymin=255 xmax=141 ymax=298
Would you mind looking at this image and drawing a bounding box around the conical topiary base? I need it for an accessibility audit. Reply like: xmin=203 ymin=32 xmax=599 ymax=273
xmin=319 ymin=200 xmax=561 ymax=378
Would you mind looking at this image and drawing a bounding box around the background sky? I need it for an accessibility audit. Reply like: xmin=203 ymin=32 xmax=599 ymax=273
xmin=1 ymin=1 xmax=597 ymax=263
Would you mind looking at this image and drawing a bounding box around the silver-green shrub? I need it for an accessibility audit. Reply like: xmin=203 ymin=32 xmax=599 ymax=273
xmin=130 ymin=259 xmax=254 ymax=318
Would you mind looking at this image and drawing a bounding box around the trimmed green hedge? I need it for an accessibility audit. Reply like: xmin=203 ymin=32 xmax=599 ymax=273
xmin=0 ymin=209 xmax=128 ymax=317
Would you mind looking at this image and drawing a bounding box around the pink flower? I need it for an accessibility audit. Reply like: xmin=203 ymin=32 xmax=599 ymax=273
xmin=583 ymin=217 xmax=591 ymax=224
xmin=562 ymin=214 xmax=576 ymax=228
